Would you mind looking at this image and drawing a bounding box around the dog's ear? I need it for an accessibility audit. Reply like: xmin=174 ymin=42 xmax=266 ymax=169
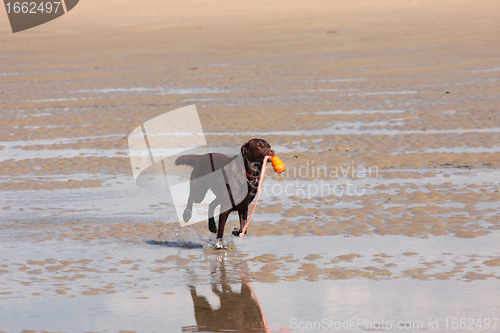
xmin=241 ymin=141 xmax=250 ymax=157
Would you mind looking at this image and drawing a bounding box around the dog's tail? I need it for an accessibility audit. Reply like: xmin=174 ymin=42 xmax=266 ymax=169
xmin=175 ymin=155 xmax=198 ymax=167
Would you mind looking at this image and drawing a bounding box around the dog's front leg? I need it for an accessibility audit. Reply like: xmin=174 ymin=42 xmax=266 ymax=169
xmin=232 ymin=209 xmax=248 ymax=236
xmin=215 ymin=210 xmax=231 ymax=249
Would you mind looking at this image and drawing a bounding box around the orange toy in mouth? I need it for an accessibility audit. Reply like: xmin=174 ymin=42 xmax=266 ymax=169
xmin=271 ymin=156 xmax=286 ymax=174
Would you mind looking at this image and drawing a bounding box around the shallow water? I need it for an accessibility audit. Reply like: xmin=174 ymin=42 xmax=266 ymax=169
xmin=1 ymin=232 xmax=499 ymax=332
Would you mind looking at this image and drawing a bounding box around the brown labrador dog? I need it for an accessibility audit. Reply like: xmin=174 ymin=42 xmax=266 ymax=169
xmin=175 ymin=138 xmax=275 ymax=249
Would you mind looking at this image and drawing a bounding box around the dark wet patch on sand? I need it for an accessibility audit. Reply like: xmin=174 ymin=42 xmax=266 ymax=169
xmin=0 ymin=157 xmax=128 ymax=176
xmin=1 ymin=179 xmax=105 ymax=191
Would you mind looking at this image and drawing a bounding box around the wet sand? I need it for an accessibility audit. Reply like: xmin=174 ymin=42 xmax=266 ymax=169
xmin=1 ymin=0 xmax=500 ymax=332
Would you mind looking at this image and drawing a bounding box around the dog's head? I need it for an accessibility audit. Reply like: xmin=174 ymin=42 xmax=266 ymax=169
xmin=241 ymin=138 xmax=274 ymax=165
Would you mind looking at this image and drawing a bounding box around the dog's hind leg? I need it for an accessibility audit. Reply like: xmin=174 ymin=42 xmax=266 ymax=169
xmin=208 ymin=198 xmax=220 ymax=234
xmin=183 ymin=199 xmax=193 ymax=223
xmin=183 ymin=178 xmax=209 ymax=223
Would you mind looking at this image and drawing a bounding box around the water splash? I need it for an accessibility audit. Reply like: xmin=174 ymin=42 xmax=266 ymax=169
xmin=146 ymin=227 xmax=235 ymax=249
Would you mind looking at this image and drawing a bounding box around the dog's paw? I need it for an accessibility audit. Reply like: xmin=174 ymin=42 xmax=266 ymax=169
xmin=232 ymin=228 xmax=247 ymax=236
xmin=208 ymin=219 xmax=217 ymax=234
xmin=215 ymin=239 xmax=226 ymax=250
xmin=183 ymin=208 xmax=192 ymax=222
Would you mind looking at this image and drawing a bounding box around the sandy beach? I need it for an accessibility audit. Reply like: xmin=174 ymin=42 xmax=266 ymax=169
xmin=1 ymin=0 xmax=500 ymax=332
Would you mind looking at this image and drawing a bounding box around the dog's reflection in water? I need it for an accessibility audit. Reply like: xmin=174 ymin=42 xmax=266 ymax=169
xmin=183 ymin=258 xmax=268 ymax=332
